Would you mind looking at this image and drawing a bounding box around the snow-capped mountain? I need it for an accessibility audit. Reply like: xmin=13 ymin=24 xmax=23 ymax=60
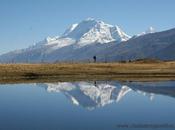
xmin=0 ymin=18 xmax=131 ymax=63
xmin=132 ymin=27 xmax=156 ymax=38
xmin=141 ymin=27 xmax=155 ymax=35
xmin=96 ymin=28 xmax=175 ymax=62
xmin=0 ymin=18 xmax=175 ymax=63
xmin=35 ymin=18 xmax=130 ymax=47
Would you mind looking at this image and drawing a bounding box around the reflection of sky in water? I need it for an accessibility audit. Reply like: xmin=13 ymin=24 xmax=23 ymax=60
xmin=0 ymin=81 xmax=175 ymax=130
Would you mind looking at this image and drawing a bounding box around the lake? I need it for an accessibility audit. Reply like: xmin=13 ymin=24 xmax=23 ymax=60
xmin=0 ymin=81 xmax=175 ymax=130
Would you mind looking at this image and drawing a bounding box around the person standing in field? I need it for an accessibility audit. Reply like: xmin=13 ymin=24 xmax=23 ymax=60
xmin=93 ymin=56 xmax=96 ymax=63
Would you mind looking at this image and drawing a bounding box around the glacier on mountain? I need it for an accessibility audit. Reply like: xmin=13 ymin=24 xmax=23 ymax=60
xmin=37 ymin=18 xmax=131 ymax=47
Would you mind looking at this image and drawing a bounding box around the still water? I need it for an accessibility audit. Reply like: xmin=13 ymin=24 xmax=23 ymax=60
xmin=0 ymin=81 xmax=175 ymax=130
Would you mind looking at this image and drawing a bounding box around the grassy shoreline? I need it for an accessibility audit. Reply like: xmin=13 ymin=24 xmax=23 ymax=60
xmin=0 ymin=61 xmax=175 ymax=83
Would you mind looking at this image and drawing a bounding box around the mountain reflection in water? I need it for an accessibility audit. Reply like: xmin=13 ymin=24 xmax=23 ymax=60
xmin=37 ymin=81 xmax=175 ymax=110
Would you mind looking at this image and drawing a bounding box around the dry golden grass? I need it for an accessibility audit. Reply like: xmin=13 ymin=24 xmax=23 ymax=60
xmin=0 ymin=61 xmax=175 ymax=83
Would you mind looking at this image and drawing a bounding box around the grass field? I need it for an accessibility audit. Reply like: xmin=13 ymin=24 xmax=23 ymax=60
xmin=0 ymin=61 xmax=175 ymax=83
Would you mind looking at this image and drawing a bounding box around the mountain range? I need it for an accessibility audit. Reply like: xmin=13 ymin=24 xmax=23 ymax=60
xmin=0 ymin=18 xmax=175 ymax=63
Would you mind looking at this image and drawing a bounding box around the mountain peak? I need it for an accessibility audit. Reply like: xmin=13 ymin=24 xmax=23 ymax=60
xmin=61 ymin=18 xmax=130 ymax=46
xmin=82 ymin=18 xmax=105 ymax=24
xmin=83 ymin=17 xmax=97 ymax=22
xmin=146 ymin=27 xmax=155 ymax=34
xmin=37 ymin=18 xmax=131 ymax=47
xmin=133 ymin=26 xmax=156 ymax=38
xmin=35 ymin=18 xmax=131 ymax=48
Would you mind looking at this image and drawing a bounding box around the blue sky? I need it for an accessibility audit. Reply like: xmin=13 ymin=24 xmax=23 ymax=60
xmin=0 ymin=0 xmax=175 ymax=54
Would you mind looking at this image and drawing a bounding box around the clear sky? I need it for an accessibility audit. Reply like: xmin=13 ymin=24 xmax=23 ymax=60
xmin=0 ymin=0 xmax=175 ymax=54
